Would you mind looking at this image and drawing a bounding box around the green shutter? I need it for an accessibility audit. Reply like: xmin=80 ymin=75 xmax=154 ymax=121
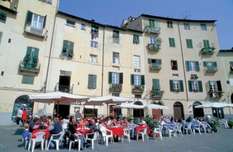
xmin=169 ymin=80 xmax=174 ymax=91
xmin=25 ymin=11 xmax=33 ymax=26
xmin=152 ymin=79 xmax=160 ymax=90
xmin=119 ymin=73 xmax=123 ymax=84
xmin=203 ymin=40 xmax=210 ymax=48
xmin=179 ymin=80 xmax=184 ymax=92
xmin=141 ymin=75 xmax=145 ymax=85
xmin=169 ymin=38 xmax=175 ymax=47
xmin=186 ymin=39 xmax=193 ymax=48
xmin=198 ymin=81 xmax=203 ymax=92
xmin=149 ymin=19 xmax=155 ymax=27
xmin=88 ymin=75 xmax=92 ymax=89
xmin=188 ymin=81 xmax=192 ymax=92
xmin=0 ymin=11 xmax=7 ymax=23
xmin=131 ymin=74 xmax=134 ymax=85
xmin=43 ymin=15 xmax=47 ymax=28
xmin=185 ymin=61 xmax=190 ymax=71
xmin=31 ymin=48 xmax=39 ymax=68
xmin=195 ymin=61 xmax=200 ymax=71
xmin=108 ymin=72 xmax=112 ymax=84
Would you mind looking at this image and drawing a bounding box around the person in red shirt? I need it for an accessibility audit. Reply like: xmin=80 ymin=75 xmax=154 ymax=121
xmin=21 ymin=108 xmax=27 ymax=126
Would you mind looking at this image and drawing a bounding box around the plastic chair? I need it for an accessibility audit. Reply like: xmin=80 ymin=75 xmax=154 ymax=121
xmin=153 ymin=126 xmax=163 ymax=140
xmin=175 ymin=123 xmax=183 ymax=136
xmin=100 ymin=125 xmax=113 ymax=146
xmin=184 ymin=122 xmax=193 ymax=135
xmin=69 ymin=137 xmax=81 ymax=151
xmin=47 ymin=131 xmax=64 ymax=150
xmin=136 ymin=127 xmax=148 ymax=142
xmin=28 ymin=131 xmax=45 ymax=152
xmin=86 ymin=132 xmax=99 ymax=150
xmin=122 ymin=128 xmax=130 ymax=143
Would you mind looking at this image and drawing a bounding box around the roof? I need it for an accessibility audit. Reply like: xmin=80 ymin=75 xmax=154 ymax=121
xmin=57 ymin=11 xmax=142 ymax=33
xmin=0 ymin=5 xmax=17 ymax=15
xmin=141 ymin=14 xmax=216 ymax=23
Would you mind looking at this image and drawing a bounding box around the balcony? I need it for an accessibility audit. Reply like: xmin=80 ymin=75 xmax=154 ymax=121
xmin=0 ymin=0 xmax=19 ymax=12
xmin=19 ymin=61 xmax=40 ymax=75
xmin=144 ymin=26 xmax=160 ymax=34
xmin=150 ymin=90 xmax=164 ymax=100
xmin=147 ymin=43 xmax=161 ymax=52
xmin=150 ymin=62 xmax=161 ymax=71
xmin=25 ymin=25 xmax=47 ymax=38
xmin=109 ymin=84 xmax=122 ymax=93
xmin=208 ymin=90 xmax=223 ymax=99
xmin=132 ymin=85 xmax=144 ymax=94
xmin=200 ymin=47 xmax=215 ymax=55
xmin=55 ymin=83 xmax=73 ymax=93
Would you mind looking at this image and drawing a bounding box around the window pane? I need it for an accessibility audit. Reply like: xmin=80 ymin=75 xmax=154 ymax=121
xmin=201 ymin=24 xmax=207 ymax=31
xmin=113 ymin=52 xmax=120 ymax=64
xmin=22 ymin=75 xmax=34 ymax=84
xmin=132 ymin=55 xmax=140 ymax=69
xmin=169 ymin=38 xmax=175 ymax=47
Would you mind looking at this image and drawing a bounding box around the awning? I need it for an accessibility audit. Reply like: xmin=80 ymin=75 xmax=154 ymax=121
xmin=87 ymin=96 xmax=133 ymax=105
xmin=29 ymin=92 xmax=88 ymax=104
xmin=195 ymin=102 xmax=233 ymax=108
xmin=116 ymin=101 xmax=168 ymax=110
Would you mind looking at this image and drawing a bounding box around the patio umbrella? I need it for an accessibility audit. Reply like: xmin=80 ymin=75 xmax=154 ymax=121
xmin=146 ymin=103 xmax=168 ymax=110
xmin=195 ymin=102 xmax=233 ymax=108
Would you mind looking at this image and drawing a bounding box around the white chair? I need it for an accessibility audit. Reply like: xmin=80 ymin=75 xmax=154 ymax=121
xmin=69 ymin=137 xmax=81 ymax=151
xmin=175 ymin=123 xmax=183 ymax=136
xmin=122 ymin=128 xmax=130 ymax=143
xmin=184 ymin=122 xmax=193 ymax=135
xmin=100 ymin=125 xmax=113 ymax=147
xmin=47 ymin=131 xmax=64 ymax=150
xmin=86 ymin=132 xmax=99 ymax=150
xmin=192 ymin=123 xmax=201 ymax=135
xmin=136 ymin=127 xmax=148 ymax=142
xmin=153 ymin=126 xmax=163 ymax=140
xmin=28 ymin=131 xmax=45 ymax=152
xmin=168 ymin=127 xmax=176 ymax=138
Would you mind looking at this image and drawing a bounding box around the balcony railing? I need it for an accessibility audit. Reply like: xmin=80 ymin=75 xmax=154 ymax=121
xmin=208 ymin=90 xmax=223 ymax=99
xmin=150 ymin=63 xmax=161 ymax=71
xmin=0 ymin=0 xmax=19 ymax=11
xmin=25 ymin=25 xmax=47 ymax=38
xmin=109 ymin=84 xmax=122 ymax=93
xmin=19 ymin=61 xmax=40 ymax=75
xmin=147 ymin=43 xmax=160 ymax=52
xmin=144 ymin=26 xmax=160 ymax=34
xmin=200 ymin=47 xmax=215 ymax=55
xmin=150 ymin=90 xmax=164 ymax=99
xmin=132 ymin=85 xmax=144 ymax=94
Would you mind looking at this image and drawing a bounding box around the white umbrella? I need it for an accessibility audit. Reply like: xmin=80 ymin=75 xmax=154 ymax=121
xmin=146 ymin=103 xmax=168 ymax=110
xmin=116 ymin=102 xmax=145 ymax=109
xmin=195 ymin=102 xmax=233 ymax=108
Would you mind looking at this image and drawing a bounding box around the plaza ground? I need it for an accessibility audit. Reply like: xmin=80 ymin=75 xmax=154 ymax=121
xmin=0 ymin=125 xmax=233 ymax=152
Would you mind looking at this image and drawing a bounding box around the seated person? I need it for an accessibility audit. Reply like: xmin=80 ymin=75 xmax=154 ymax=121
xmin=50 ymin=117 xmax=63 ymax=134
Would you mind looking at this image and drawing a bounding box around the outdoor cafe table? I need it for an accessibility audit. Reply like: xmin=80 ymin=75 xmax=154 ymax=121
xmin=109 ymin=127 xmax=124 ymax=137
xmin=76 ymin=127 xmax=92 ymax=136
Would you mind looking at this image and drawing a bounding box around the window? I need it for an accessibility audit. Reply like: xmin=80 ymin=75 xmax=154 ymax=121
xmin=89 ymin=54 xmax=97 ymax=64
xmin=171 ymin=60 xmax=178 ymax=70
xmin=132 ymin=55 xmax=140 ymax=69
xmin=201 ymin=24 xmax=207 ymax=31
xmin=90 ymin=40 xmax=98 ymax=48
xmin=167 ymin=21 xmax=173 ymax=28
xmin=184 ymin=23 xmax=190 ymax=30
xmin=22 ymin=47 xmax=39 ymax=69
xmin=203 ymin=61 xmax=217 ymax=72
xmin=112 ymin=30 xmax=120 ymax=43
xmin=133 ymin=34 xmax=140 ymax=44
xmin=108 ymin=72 xmax=123 ymax=85
xmin=81 ymin=24 xmax=86 ymax=30
xmin=62 ymin=40 xmax=74 ymax=58
xmin=91 ymin=25 xmax=99 ymax=39
xmin=88 ymin=74 xmax=97 ymax=89
xmin=208 ymin=81 xmax=222 ymax=92
xmin=131 ymin=75 xmax=144 ymax=86
xmin=188 ymin=80 xmax=203 ymax=92
xmin=149 ymin=36 xmax=158 ymax=44
xmin=66 ymin=19 xmax=75 ymax=27
xmin=25 ymin=11 xmax=46 ymax=31
xmin=22 ymin=75 xmax=34 ymax=84
xmin=186 ymin=61 xmax=199 ymax=72
xmin=149 ymin=19 xmax=155 ymax=27
xmin=186 ymin=39 xmax=193 ymax=48
xmin=203 ymin=40 xmax=210 ymax=48
xmin=38 ymin=0 xmax=52 ymax=4
xmin=0 ymin=11 xmax=7 ymax=23
xmin=169 ymin=80 xmax=184 ymax=92
xmin=169 ymin=38 xmax=175 ymax=47
xmin=112 ymin=52 xmax=120 ymax=64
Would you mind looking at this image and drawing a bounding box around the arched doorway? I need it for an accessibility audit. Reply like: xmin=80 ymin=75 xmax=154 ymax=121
xmin=231 ymin=93 xmax=233 ymax=104
xmin=11 ymin=95 xmax=33 ymax=121
xmin=133 ymin=101 xmax=144 ymax=118
xmin=193 ymin=101 xmax=204 ymax=118
xmin=173 ymin=102 xmax=184 ymax=121
xmin=152 ymin=102 xmax=163 ymax=120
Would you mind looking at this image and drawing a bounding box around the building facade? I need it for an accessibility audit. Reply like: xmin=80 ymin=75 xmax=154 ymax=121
xmin=0 ymin=0 xmax=232 ymax=123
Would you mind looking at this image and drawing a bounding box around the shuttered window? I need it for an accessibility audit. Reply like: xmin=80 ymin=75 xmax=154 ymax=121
xmin=23 ymin=47 xmax=39 ymax=69
xmin=109 ymin=72 xmax=123 ymax=84
xmin=188 ymin=80 xmax=203 ymax=92
xmin=169 ymin=38 xmax=175 ymax=47
xmin=132 ymin=55 xmax=140 ymax=69
xmin=152 ymin=79 xmax=160 ymax=90
xmin=186 ymin=39 xmax=193 ymax=48
xmin=133 ymin=34 xmax=140 ymax=44
xmin=88 ymin=74 xmax=97 ymax=89
xmin=62 ymin=40 xmax=74 ymax=58
xmin=201 ymin=24 xmax=207 ymax=31
xmin=169 ymin=80 xmax=184 ymax=92
xmin=131 ymin=74 xmax=144 ymax=86
xmin=185 ymin=61 xmax=200 ymax=72
xmin=203 ymin=40 xmax=210 ymax=48
xmin=25 ymin=11 xmax=46 ymax=30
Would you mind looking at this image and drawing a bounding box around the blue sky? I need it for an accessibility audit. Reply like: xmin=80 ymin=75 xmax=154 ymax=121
xmin=59 ymin=0 xmax=233 ymax=49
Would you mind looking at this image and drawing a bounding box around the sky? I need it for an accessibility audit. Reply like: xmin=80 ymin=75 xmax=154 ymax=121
xmin=59 ymin=0 xmax=233 ymax=49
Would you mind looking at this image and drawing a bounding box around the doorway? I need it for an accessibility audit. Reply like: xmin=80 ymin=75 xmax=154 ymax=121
xmin=193 ymin=101 xmax=204 ymax=118
xmin=54 ymin=104 xmax=70 ymax=119
xmin=59 ymin=75 xmax=71 ymax=93
xmin=133 ymin=101 xmax=144 ymax=118
xmin=173 ymin=102 xmax=184 ymax=121
xmin=231 ymin=93 xmax=233 ymax=104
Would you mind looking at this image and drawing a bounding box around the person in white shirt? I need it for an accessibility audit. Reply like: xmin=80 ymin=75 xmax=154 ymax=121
xmin=16 ymin=107 xmax=23 ymax=125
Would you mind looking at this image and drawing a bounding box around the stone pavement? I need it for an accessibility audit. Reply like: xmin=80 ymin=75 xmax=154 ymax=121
xmin=0 ymin=125 xmax=233 ymax=152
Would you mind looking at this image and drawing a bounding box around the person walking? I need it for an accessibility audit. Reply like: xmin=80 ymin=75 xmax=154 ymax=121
xmin=16 ymin=107 xmax=23 ymax=125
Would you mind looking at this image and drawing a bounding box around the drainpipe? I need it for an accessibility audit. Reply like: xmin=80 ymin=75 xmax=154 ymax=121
xmin=177 ymin=23 xmax=189 ymax=103
xmin=101 ymin=26 xmax=106 ymax=96
xmin=44 ymin=0 xmax=59 ymax=93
